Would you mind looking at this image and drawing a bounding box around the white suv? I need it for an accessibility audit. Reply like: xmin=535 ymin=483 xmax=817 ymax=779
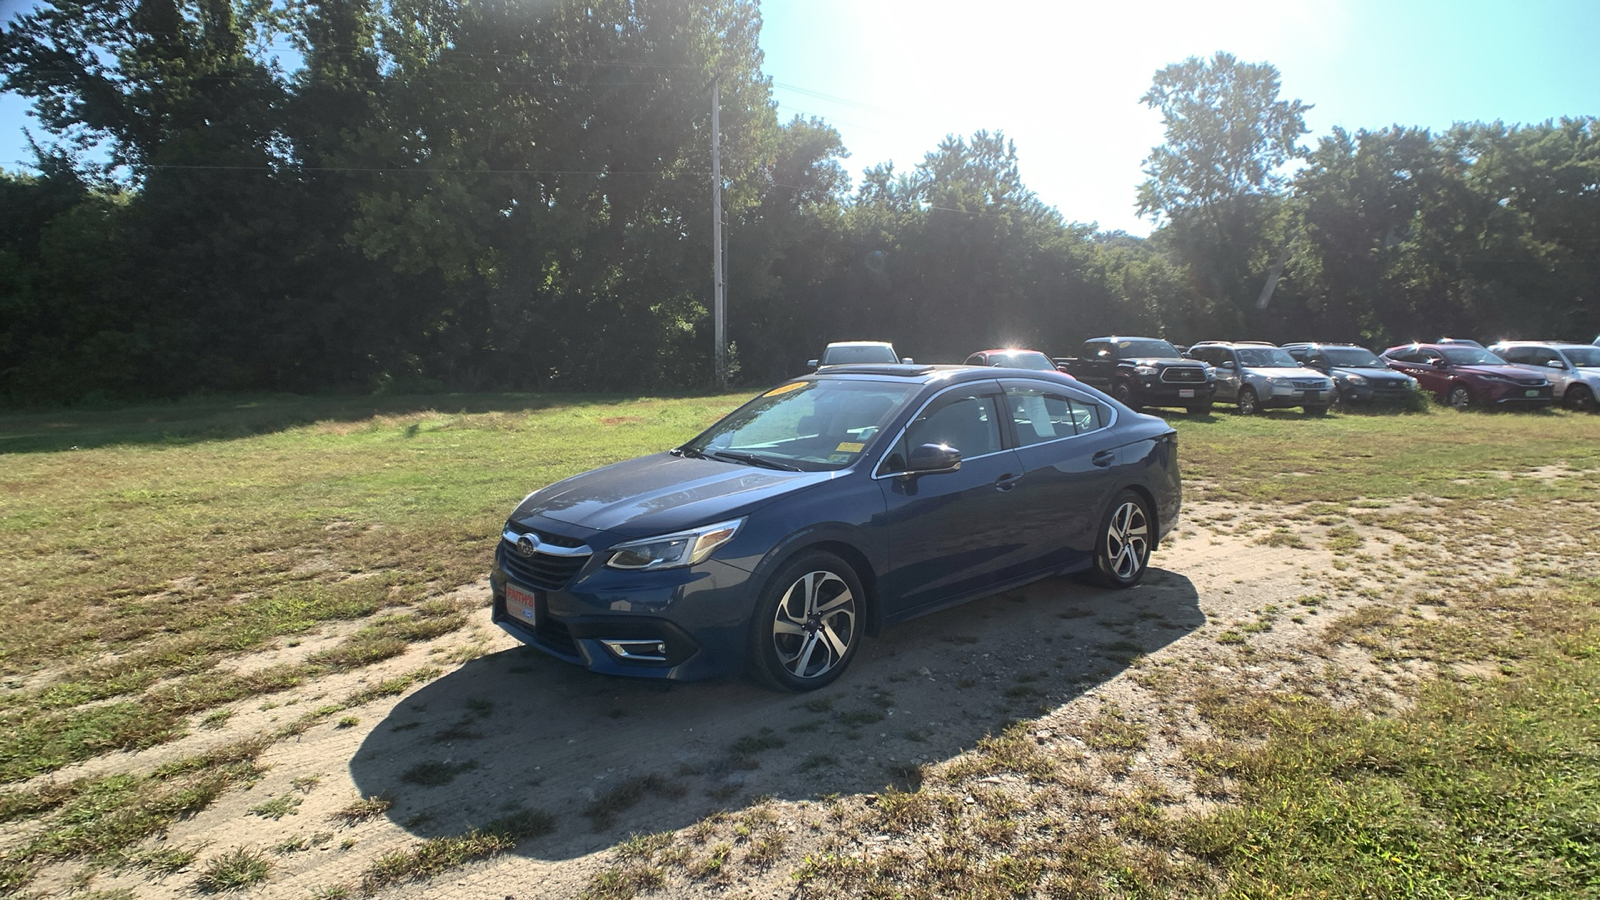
xmin=1487 ymin=341 xmax=1600 ymax=411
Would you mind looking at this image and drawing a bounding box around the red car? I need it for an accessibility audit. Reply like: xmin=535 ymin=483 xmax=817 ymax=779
xmin=964 ymin=348 xmax=1073 ymax=377
xmin=1380 ymin=343 xmax=1553 ymax=411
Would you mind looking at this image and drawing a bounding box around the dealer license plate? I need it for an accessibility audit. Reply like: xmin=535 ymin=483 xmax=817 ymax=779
xmin=505 ymin=583 xmax=538 ymax=626
xmin=1178 ymin=388 xmax=1195 ymax=398
xmin=1526 ymin=389 xmax=1541 ymax=398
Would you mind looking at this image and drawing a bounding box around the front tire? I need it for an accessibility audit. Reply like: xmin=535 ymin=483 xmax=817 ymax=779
xmin=748 ymin=551 xmax=864 ymax=691
xmin=1565 ymin=384 xmax=1595 ymax=412
xmin=1111 ymin=381 xmax=1141 ymax=411
xmin=1090 ymin=490 xmax=1153 ymax=589
xmin=1448 ymin=384 xmax=1472 ymax=412
xmin=1237 ymin=387 xmax=1259 ymax=415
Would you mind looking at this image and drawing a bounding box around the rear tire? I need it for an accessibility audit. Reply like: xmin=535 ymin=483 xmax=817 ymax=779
xmin=747 ymin=551 xmax=864 ymax=692
xmin=1090 ymin=490 xmax=1153 ymax=589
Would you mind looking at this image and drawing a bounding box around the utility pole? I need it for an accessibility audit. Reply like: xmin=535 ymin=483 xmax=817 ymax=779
xmin=711 ymin=72 xmax=727 ymax=387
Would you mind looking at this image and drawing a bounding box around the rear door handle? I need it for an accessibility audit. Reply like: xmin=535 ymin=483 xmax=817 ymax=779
xmin=1092 ymin=450 xmax=1116 ymax=468
xmin=995 ymin=473 xmax=1022 ymax=491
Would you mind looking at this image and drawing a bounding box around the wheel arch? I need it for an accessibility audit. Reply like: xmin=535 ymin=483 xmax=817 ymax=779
xmin=745 ymin=528 xmax=883 ymax=640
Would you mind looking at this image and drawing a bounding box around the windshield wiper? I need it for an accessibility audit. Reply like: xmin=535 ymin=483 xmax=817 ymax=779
xmin=708 ymin=450 xmax=803 ymax=472
xmin=674 ymin=446 xmax=709 ymax=459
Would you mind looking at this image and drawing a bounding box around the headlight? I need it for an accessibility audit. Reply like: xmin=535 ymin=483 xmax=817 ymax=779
xmin=1478 ymin=374 xmax=1510 ymax=384
xmin=1344 ymin=374 xmax=1368 ymax=386
xmin=1134 ymin=365 xmax=1158 ymax=375
xmin=605 ymin=518 xmax=744 ymax=570
xmin=1267 ymin=377 xmax=1295 ymax=388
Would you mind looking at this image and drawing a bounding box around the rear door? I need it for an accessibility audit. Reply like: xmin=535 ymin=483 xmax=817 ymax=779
xmin=999 ymin=380 xmax=1125 ymax=570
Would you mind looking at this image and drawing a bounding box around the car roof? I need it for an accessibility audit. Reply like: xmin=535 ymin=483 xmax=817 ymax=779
xmin=823 ymin=340 xmax=895 ymax=349
xmin=1085 ymin=335 xmax=1174 ymax=342
xmin=1490 ymin=340 xmax=1587 ymax=348
xmin=811 ymin=364 xmax=1078 ymax=387
xmin=1281 ymin=341 xmax=1365 ymax=349
xmin=971 ymin=348 xmax=1048 ymax=356
xmin=1192 ymin=340 xmax=1278 ymax=348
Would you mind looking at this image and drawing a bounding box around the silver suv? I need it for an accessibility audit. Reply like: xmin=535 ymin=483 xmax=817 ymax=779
xmin=1186 ymin=341 xmax=1335 ymax=415
xmin=1486 ymin=341 xmax=1600 ymax=411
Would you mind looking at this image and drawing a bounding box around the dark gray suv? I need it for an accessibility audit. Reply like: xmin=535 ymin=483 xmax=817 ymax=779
xmin=1282 ymin=342 xmax=1420 ymax=407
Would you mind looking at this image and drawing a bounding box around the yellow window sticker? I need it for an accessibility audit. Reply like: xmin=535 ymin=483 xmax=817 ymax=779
xmin=763 ymin=381 xmax=808 ymax=397
xmin=835 ymin=441 xmax=865 ymax=453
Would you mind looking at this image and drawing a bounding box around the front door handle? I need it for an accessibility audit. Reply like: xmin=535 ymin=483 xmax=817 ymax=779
xmin=995 ymin=473 xmax=1022 ymax=492
xmin=1092 ymin=450 xmax=1115 ymax=468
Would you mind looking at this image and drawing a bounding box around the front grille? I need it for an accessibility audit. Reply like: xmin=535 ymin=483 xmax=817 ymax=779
xmin=1372 ymin=381 xmax=1409 ymax=391
xmin=504 ymin=522 xmax=586 ymax=548
xmin=1291 ymin=380 xmax=1325 ymax=390
xmin=1160 ymin=367 xmax=1205 ymax=383
xmin=499 ymin=543 xmax=590 ymax=590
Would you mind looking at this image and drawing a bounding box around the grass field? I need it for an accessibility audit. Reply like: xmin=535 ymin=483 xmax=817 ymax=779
xmin=1 ymin=391 xmax=1597 ymax=896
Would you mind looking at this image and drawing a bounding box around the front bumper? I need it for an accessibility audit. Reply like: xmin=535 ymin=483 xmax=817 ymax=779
xmin=490 ymin=539 xmax=757 ymax=682
xmin=1485 ymin=383 xmax=1554 ymax=407
xmin=1257 ymin=385 xmax=1333 ymax=408
xmin=1337 ymin=376 xmax=1414 ymax=400
xmin=1129 ymin=379 xmax=1216 ymax=407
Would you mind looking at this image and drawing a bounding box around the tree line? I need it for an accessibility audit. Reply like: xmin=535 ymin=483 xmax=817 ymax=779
xmin=1 ymin=2 xmax=1596 ymax=403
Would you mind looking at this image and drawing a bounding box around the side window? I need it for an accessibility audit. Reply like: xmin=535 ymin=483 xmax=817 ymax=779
xmin=1498 ymin=347 xmax=1528 ymax=364
xmin=964 ymin=353 xmax=983 ymax=366
xmin=1006 ymin=385 xmax=1109 ymax=444
xmin=882 ymin=390 xmax=1002 ymax=473
xmin=1421 ymin=351 xmax=1444 ymax=365
xmin=1389 ymin=349 xmax=1418 ymax=363
xmin=1530 ymin=348 xmax=1559 ymax=366
xmin=1086 ymin=341 xmax=1111 ymax=359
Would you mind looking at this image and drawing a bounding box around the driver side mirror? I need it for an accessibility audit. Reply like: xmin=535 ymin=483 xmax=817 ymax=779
xmin=901 ymin=357 xmax=914 ymax=364
xmin=904 ymin=442 xmax=961 ymax=477
xmin=806 ymin=358 xmax=819 ymax=369
xmin=1547 ymin=359 xmax=1568 ymax=370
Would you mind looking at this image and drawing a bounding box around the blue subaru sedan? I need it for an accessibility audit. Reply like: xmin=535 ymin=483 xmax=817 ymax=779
xmin=491 ymin=364 xmax=1181 ymax=691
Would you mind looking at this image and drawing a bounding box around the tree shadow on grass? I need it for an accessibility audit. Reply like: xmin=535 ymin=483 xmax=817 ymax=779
xmin=348 ymin=569 xmax=1203 ymax=862
xmin=0 ymin=390 xmax=740 ymax=454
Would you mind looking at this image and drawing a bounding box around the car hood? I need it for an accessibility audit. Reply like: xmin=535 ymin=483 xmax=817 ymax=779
xmin=1126 ymin=356 xmax=1200 ymax=366
xmin=1254 ymin=367 xmax=1327 ymax=379
xmin=1453 ymin=364 xmax=1548 ymax=382
xmin=511 ymin=452 xmax=836 ymax=538
xmin=1334 ymin=366 xmax=1411 ymax=380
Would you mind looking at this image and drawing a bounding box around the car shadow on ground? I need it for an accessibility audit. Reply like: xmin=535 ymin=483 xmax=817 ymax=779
xmin=348 ymin=569 xmax=1203 ymax=861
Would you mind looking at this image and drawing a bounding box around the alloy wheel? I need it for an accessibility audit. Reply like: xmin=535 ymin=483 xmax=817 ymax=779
xmin=1104 ymin=500 xmax=1150 ymax=582
xmin=771 ymin=570 xmax=858 ymax=680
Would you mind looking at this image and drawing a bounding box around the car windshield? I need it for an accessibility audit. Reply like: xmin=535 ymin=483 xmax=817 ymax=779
xmin=1117 ymin=339 xmax=1180 ymax=358
xmin=1560 ymin=346 xmax=1600 ymax=367
xmin=1237 ymin=347 xmax=1300 ymax=368
xmin=1323 ymin=347 xmax=1384 ymax=367
xmin=986 ymin=350 xmax=1056 ymax=371
xmin=1440 ymin=346 xmax=1505 ymax=365
xmin=682 ymin=379 xmax=918 ymax=472
xmin=821 ymin=344 xmax=897 ymax=365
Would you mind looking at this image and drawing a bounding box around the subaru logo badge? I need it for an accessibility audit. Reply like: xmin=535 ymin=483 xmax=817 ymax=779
xmin=515 ymin=533 xmax=541 ymax=558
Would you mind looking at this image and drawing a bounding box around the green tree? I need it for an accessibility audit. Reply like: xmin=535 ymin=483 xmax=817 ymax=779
xmin=1137 ymin=52 xmax=1309 ymax=331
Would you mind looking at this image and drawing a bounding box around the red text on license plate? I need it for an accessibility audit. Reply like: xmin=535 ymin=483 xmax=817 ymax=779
xmin=505 ymin=583 xmax=538 ymax=625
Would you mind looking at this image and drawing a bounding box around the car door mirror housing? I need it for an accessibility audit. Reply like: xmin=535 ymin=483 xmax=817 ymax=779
xmin=905 ymin=442 xmax=961 ymax=476
xmin=1548 ymin=359 xmax=1568 ymax=369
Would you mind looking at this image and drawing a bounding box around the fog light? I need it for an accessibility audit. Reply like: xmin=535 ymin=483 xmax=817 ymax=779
xmin=601 ymin=639 xmax=668 ymax=662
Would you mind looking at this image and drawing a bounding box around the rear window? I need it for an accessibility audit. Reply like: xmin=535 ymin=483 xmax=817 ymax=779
xmin=822 ymin=344 xmax=898 ymax=365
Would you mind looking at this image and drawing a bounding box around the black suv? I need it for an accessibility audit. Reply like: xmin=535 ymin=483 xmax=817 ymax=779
xmin=1281 ymin=343 xmax=1420 ymax=407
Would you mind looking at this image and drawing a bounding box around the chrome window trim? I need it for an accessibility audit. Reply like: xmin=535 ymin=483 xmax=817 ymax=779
xmin=871 ymin=380 xmax=1014 ymax=480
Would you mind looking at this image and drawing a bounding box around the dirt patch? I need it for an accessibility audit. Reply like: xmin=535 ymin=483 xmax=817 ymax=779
xmin=19 ymin=500 xmax=1494 ymax=898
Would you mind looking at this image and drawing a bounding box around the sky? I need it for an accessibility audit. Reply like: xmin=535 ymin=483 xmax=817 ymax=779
xmin=1 ymin=0 xmax=1597 ymax=235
